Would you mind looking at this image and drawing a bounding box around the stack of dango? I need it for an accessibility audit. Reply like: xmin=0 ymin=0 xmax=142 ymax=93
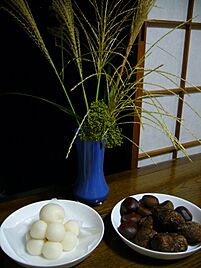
xmin=26 ymin=203 xmax=80 ymax=259
xmin=118 ymin=195 xmax=201 ymax=252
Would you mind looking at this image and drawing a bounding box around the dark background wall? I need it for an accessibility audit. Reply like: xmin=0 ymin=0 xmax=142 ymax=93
xmin=0 ymin=1 xmax=132 ymax=197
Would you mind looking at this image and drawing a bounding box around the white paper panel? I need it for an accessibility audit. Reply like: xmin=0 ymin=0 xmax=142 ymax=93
xmin=138 ymin=153 xmax=172 ymax=167
xmin=144 ymin=27 xmax=185 ymax=90
xmin=193 ymin=0 xmax=201 ymax=22
xmin=139 ymin=93 xmax=201 ymax=167
xmin=180 ymin=93 xmax=201 ymax=142
xmin=139 ymin=0 xmax=201 ymax=167
xmin=148 ymin=0 xmax=188 ymax=21
xmin=139 ymin=95 xmax=178 ymax=152
xmin=178 ymin=146 xmax=201 ymax=158
xmin=186 ymin=29 xmax=201 ymax=85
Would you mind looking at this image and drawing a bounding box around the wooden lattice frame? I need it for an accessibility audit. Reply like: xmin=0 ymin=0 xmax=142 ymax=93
xmin=132 ymin=0 xmax=201 ymax=169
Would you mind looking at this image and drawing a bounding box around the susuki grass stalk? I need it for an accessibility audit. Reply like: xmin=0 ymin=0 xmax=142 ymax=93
xmin=1 ymin=0 xmax=200 ymax=160
xmin=52 ymin=0 xmax=89 ymax=113
xmin=1 ymin=0 xmax=80 ymax=124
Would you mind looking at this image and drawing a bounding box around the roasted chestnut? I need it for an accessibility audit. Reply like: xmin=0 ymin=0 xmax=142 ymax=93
xmin=152 ymin=207 xmax=185 ymax=232
xmin=159 ymin=200 xmax=174 ymax=210
xmin=150 ymin=233 xmax=188 ymax=252
xmin=137 ymin=204 xmax=152 ymax=217
xmin=121 ymin=212 xmax=141 ymax=224
xmin=118 ymin=221 xmax=139 ymax=240
xmin=141 ymin=195 xmax=159 ymax=209
xmin=133 ymin=216 xmax=156 ymax=248
xmin=177 ymin=221 xmax=201 ymax=244
xmin=175 ymin=206 xmax=192 ymax=222
xmin=120 ymin=197 xmax=139 ymax=215
xmin=160 ymin=210 xmax=185 ymax=232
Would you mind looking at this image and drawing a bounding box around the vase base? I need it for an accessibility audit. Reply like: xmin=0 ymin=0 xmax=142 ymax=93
xmin=73 ymin=194 xmax=107 ymax=206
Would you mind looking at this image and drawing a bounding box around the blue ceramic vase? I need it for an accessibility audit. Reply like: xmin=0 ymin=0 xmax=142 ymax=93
xmin=73 ymin=136 xmax=109 ymax=205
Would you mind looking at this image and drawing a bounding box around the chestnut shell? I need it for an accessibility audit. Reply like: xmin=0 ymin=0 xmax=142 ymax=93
xmin=121 ymin=212 xmax=141 ymax=224
xmin=141 ymin=195 xmax=159 ymax=209
xmin=118 ymin=221 xmax=139 ymax=240
xmin=175 ymin=206 xmax=193 ymax=222
xmin=120 ymin=197 xmax=139 ymax=215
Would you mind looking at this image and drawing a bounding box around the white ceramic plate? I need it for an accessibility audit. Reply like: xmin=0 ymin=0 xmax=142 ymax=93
xmin=111 ymin=193 xmax=201 ymax=260
xmin=0 ymin=199 xmax=104 ymax=268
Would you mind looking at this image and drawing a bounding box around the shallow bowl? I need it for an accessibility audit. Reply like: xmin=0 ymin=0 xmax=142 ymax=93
xmin=0 ymin=199 xmax=104 ymax=267
xmin=111 ymin=193 xmax=201 ymax=260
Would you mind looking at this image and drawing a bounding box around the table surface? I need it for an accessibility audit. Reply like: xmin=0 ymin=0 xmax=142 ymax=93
xmin=0 ymin=154 xmax=201 ymax=267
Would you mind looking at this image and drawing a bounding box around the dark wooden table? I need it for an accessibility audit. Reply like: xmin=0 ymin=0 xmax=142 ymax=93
xmin=1 ymin=154 xmax=201 ymax=267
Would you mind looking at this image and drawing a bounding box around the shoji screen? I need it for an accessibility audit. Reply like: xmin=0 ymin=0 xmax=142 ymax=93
xmin=132 ymin=0 xmax=201 ymax=168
